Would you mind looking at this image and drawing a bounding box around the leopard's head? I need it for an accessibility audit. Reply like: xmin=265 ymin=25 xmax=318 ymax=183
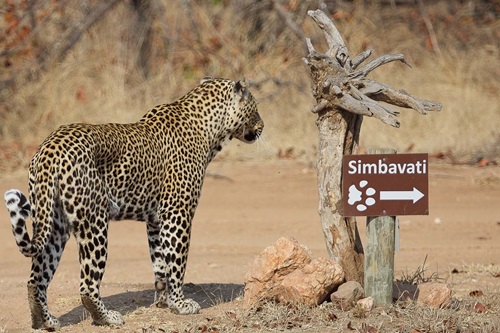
xmin=230 ymin=80 xmax=264 ymax=144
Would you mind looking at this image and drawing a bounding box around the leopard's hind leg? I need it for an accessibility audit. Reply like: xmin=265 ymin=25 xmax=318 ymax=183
xmin=27 ymin=200 xmax=69 ymax=330
xmin=67 ymin=171 xmax=124 ymax=327
xmin=5 ymin=189 xmax=69 ymax=330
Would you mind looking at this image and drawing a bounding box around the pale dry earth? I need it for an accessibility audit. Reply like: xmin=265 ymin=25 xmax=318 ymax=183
xmin=0 ymin=160 xmax=499 ymax=332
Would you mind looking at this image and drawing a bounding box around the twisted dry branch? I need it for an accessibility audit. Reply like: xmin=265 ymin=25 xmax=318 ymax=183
xmin=303 ymin=10 xmax=442 ymax=127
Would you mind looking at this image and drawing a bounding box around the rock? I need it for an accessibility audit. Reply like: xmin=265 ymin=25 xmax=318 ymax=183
xmin=243 ymin=237 xmax=312 ymax=306
xmin=244 ymin=237 xmax=344 ymax=307
xmin=356 ymin=296 xmax=374 ymax=311
xmin=330 ymin=281 xmax=364 ymax=310
xmin=416 ymin=282 xmax=451 ymax=309
xmin=245 ymin=236 xmax=313 ymax=282
xmin=277 ymin=257 xmax=345 ymax=306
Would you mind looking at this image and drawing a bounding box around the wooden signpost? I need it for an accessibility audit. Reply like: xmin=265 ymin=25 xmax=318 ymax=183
xmin=343 ymin=151 xmax=429 ymax=305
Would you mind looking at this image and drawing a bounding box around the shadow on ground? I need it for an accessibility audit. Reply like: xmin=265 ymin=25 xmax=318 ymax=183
xmin=58 ymin=283 xmax=244 ymax=327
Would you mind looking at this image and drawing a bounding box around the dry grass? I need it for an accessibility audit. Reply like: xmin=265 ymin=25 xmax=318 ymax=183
xmin=398 ymin=255 xmax=441 ymax=285
xmin=127 ymin=295 xmax=500 ymax=333
xmin=124 ymin=265 xmax=500 ymax=333
xmin=1 ymin=1 xmax=498 ymax=172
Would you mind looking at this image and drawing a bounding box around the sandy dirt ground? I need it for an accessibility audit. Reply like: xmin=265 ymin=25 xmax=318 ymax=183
xmin=0 ymin=161 xmax=499 ymax=332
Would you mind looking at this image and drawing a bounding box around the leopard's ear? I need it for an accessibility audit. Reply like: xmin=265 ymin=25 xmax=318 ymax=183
xmin=234 ymin=79 xmax=250 ymax=101
xmin=200 ymin=76 xmax=213 ymax=84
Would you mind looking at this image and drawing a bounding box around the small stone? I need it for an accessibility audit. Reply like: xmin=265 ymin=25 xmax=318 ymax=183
xmin=473 ymin=302 xmax=486 ymax=313
xmin=330 ymin=281 xmax=364 ymax=310
xmin=416 ymin=282 xmax=451 ymax=309
xmin=356 ymin=297 xmax=374 ymax=311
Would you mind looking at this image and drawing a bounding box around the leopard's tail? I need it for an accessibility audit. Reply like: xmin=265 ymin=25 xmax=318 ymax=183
xmin=4 ymin=189 xmax=50 ymax=257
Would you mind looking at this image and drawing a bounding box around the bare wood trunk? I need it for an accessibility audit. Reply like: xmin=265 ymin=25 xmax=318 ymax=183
xmin=316 ymin=110 xmax=364 ymax=284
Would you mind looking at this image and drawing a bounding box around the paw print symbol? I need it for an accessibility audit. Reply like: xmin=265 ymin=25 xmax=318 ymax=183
xmin=348 ymin=180 xmax=377 ymax=212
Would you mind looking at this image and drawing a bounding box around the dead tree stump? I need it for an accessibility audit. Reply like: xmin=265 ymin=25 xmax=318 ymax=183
xmin=303 ymin=10 xmax=442 ymax=284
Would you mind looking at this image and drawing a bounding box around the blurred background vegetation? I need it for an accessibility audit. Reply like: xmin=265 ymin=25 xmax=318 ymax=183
xmin=0 ymin=0 xmax=498 ymax=172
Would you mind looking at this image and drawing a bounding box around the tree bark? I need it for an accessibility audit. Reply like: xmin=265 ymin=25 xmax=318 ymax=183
xmin=316 ymin=110 xmax=365 ymax=284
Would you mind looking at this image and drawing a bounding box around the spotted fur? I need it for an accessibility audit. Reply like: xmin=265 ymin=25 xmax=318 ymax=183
xmin=4 ymin=78 xmax=263 ymax=330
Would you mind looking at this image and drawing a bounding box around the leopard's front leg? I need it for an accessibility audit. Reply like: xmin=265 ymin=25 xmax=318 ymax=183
xmin=156 ymin=192 xmax=201 ymax=315
xmin=146 ymin=221 xmax=169 ymax=307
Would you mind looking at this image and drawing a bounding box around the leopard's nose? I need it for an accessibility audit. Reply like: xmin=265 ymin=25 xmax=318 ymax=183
xmin=244 ymin=132 xmax=256 ymax=142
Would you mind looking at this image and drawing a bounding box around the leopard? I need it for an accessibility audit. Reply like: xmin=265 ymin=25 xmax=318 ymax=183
xmin=4 ymin=77 xmax=263 ymax=330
